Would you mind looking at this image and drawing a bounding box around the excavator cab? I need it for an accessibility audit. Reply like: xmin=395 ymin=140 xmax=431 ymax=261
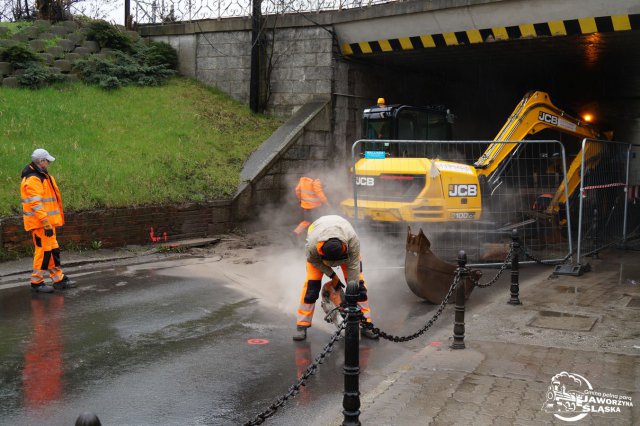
xmin=361 ymin=100 xmax=454 ymax=157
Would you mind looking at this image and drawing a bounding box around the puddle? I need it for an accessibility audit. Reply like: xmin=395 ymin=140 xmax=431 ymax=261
xmin=617 ymin=263 xmax=640 ymax=286
xmin=528 ymin=310 xmax=598 ymax=331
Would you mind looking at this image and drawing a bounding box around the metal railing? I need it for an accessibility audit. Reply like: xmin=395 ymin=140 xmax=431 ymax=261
xmin=133 ymin=0 xmax=396 ymax=23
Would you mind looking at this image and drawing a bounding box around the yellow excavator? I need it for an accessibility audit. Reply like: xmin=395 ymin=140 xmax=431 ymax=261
xmin=341 ymin=91 xmax=613 ymax=303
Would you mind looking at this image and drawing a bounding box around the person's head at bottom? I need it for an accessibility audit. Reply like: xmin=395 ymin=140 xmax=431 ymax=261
xmin=75 ymin=412 xmax=102 ymax=426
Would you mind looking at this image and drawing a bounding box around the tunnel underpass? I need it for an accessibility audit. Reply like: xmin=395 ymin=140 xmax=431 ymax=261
xmin=340 ymin=30 xmax=640 ymax=144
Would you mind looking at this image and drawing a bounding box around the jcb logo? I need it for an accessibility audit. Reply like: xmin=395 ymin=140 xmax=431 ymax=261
xmin=356 ymin=176 xmax=375 ymax=186
xmin=448 ymin=184 xmax=477 ymax=197
xmin=538 ymin=111 xmax=559 ymax=126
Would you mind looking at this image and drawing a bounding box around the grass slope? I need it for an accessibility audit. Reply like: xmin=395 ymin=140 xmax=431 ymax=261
xmin=0 ymin=78 xmax=281 ymax=216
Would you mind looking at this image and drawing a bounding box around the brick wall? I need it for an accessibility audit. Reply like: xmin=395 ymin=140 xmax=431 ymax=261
xmin=1 ymin=201 xmax=232 ymax=252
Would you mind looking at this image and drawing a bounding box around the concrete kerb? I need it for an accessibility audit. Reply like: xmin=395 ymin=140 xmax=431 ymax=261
xmin=0 ymin=249 xmax=146 ymax=280
xmin=0 ymin=238 xmax=222 ymax=285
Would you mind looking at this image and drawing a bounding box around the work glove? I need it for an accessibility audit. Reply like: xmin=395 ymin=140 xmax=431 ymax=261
xmin=330 ymin=274 xmax=345 ymax=290
xmin=43 ymin=221 xmax=54 ymax=237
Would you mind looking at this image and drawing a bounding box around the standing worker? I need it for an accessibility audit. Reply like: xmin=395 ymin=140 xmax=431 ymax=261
xmin=292 ymin=175 xmax=331 ymax=238
xmin=293 ymin=215 xmax=378 ymax=341
xmin=20 ymin=148 xmax=74 ymax=293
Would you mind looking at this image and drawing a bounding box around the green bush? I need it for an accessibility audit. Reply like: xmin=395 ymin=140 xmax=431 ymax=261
xmin=144 ymin=41 xmax=178 ymax=70
xmin=0 ymin=44 xmax=40 ymax=66
xmin=86 ymin=20 xmax=132 ymax=51
xmin=74 ymin=51 xmax=174 ymax=89
xmin=17 ymin=62 xmax=66 ymax=89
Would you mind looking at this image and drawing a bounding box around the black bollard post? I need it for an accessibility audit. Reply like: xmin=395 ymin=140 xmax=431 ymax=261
xmin=592 ymin=208 xmax=600 ymax=259
xmin=343 ymin=280 xmax=361 ymax=426
xmin=450 ymin=250 xmax=467 ymax=350
xmin=75 ymin=412 xmax=102 ymax=426
xmin=508 ymin=229 xmax=522 ymax=305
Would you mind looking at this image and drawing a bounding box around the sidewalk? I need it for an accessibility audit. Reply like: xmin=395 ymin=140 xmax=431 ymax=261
xmin=0 ymin=237 xmax=220 ymax=287
xmin=342 ymin=249 xmax=640 ymax=425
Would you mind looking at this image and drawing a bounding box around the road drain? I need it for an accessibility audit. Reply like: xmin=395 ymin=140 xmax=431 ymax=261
xmin=528 ymin=310 xmax=597 ymax=331
xmin=626 ymin=297 xmax=640 ymax=308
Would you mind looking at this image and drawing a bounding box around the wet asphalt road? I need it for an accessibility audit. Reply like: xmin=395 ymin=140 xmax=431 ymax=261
xmin=0 ymin=256 xmax=547 ymax=426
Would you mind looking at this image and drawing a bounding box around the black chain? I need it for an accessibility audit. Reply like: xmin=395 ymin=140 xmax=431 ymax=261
xmin=473 ymin=247 xmax=512 ymax=288
xmin=243 ymin=322 xmax=346 ymax=426
xmin=360 ymin=270 xmax=460 ymax=342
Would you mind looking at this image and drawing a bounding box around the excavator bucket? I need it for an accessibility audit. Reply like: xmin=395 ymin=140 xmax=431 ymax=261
xmin=405 ymin=227 xmax=482 ymax=304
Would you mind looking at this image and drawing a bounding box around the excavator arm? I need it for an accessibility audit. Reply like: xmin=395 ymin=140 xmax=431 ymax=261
xmin=474 ymin=91 xmax=606 ymax=184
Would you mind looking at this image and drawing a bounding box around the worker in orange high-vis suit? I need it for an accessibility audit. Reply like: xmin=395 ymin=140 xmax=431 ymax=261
xmin=292 ymin=176 xmax=331 ymax=238
xmin=20 ymin=149 xmax=75 ymax=293
xmin=293 ymin=215 xmax=378 ymax=341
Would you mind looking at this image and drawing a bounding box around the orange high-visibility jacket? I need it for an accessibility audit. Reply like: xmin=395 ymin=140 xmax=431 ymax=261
xmin=20 ymin=163 xmax=64 ymax=231
xmin=296 ymin=177 xmax=328 ymax=209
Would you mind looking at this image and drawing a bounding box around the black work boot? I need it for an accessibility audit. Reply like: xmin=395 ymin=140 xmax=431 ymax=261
xmin=53 ymin=276 xmax=77 ymax=290
xmin=361 ymin=325 xmax=379 ymax=340
xmin=31 ymin=283 xmax=54 ymax=293
xmin=292 ymin=326 xmax=308 ymax=341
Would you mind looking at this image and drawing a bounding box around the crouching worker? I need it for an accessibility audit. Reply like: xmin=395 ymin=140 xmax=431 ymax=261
xmin=21 ymin=148 xmax=75 ymax=293
xmin=293 ymin=215 xmax=378 ymax=341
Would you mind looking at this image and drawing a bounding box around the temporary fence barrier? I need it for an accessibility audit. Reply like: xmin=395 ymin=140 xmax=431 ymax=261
xmin=622 ymin=144 xmax=640 ymax=248
xmin=345 ymin=139 xmax=574 ymax=266
xmin=556 ymin=139 xmax=636 ymax=275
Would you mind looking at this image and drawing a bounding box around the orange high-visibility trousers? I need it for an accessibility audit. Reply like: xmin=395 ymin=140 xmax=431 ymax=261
xmin=296 ymin=260 xmax=371 ymax=327
xmin=30 ymin=227 xmax=65 ymax=285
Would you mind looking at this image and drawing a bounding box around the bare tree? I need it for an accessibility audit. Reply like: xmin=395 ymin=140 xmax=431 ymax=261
xmin=0 ymin=0 xmax=119 ymax=22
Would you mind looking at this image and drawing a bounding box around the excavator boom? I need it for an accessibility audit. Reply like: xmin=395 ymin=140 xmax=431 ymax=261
xmin=474 ymin=91 xmax=604 ymax=181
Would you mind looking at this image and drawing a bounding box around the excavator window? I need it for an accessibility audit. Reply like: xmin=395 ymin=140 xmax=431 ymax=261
xmin=361 ymin=104 xmax=452 ymax=157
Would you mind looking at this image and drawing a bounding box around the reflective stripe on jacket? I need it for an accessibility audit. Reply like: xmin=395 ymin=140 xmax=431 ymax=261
xmin=20 ymin=163 xmax=64 ymax=231
xmin=295 ymin=177 xmax=328 ymax=209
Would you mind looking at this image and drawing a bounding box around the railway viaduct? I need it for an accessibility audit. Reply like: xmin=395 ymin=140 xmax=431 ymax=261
xmin=139 ymin=0 xmax=640 ymax=221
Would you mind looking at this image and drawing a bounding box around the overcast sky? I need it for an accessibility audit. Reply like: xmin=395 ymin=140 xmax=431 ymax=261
xmin=105 ymin=0 xmax=124 ymax=25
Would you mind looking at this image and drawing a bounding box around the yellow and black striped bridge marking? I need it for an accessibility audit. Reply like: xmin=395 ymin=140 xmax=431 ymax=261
xmin=341 ymin=14 xmax=640 ymax=56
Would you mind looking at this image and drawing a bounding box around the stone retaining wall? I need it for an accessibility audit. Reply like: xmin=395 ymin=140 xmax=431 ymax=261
xmin=144 ymin=21 xmax=334 ymax=117
xmin=234 ymin=101 xmax=335 ymax=226
xmin=0 ymin=201 xmax=232 ymax=253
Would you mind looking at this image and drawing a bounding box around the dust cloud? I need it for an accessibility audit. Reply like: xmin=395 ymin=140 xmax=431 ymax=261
xmin=212 ymin=165 xmax=416 ymax=329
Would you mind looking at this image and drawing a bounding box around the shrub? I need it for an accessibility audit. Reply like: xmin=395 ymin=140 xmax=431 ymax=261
xmin=86 ymin=20 xmax=132 ymax=51
xmin=17 ymin=62 xmax=66 ymax=89
xmin=74 ymin=51 xmax=174 ymax=89
xmin=0 ymin=44 xmax=40 ymax=66
xmin=144 ymin=41 xmax=178 ymax=70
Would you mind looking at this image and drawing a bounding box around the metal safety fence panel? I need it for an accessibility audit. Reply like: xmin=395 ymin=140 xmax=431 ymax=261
xmin=625 ymin=144 xmax=640 ymax=248
xmin=575 ymin=139 xmax=634 ymax=260
xmin=345 ymin=139 xmax=574 ymax=265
